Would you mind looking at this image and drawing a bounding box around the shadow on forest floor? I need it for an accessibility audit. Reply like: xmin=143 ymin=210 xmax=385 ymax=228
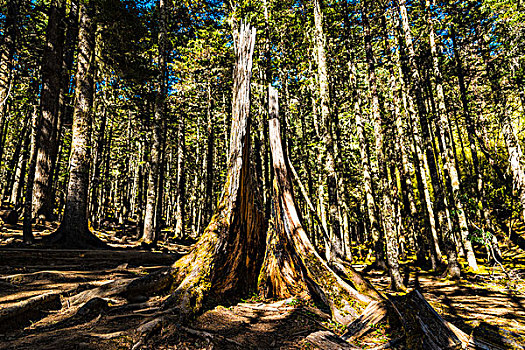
xmin=1 ymin=221 xmax=525 ymax=349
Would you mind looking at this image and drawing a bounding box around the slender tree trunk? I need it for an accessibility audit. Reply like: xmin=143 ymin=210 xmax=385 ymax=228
xmin=397 ymin=0 xmax=444 ymax=268
xmin=349 ymin=59 xmax=385 ymax=270
xmin=143 ymin=0 xmax=168 ymax=245
xmin=427 ymin=0 xmax=466 ymax=276
xmin=0 ymin=0 xmax=19 ymax=169
xmin=23 ymin=105 xmax=40 ymax=245
xmin=11 ymin=117 xmax=31 ymax=208
xmin=90 ymin=101 xmax=107 ymax=228
xmin=3 ymin=115 xmax=29 ymax=200
xmin=33 ymin=0 xmax=66 ymax=221
xmin=204 ymin=78 xmax=215 ymax=225
xmin=174 ymin=116 xmax=186 ymax=238
xmin=46 ymin=0 xmax=104 ymax=248
xmin=313 ymin=0 xmax=343 ymax=262
xmin=363 ymin=1 xmax=404 ymax=290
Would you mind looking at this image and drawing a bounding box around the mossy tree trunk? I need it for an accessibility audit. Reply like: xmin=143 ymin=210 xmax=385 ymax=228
xmin=165 ymin=22 xmax=266 ymax=316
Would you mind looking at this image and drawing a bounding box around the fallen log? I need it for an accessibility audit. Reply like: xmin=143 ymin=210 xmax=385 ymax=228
xmin=342 ymin=301 xmax=388 ymax=341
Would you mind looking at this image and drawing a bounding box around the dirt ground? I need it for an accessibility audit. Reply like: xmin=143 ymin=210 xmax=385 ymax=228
xmin=0 ymin=223 xmax=524 ymax=349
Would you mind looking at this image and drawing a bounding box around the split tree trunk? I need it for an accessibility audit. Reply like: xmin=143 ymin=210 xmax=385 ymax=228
xmin=164 ymin=22 xmax=266 ymax=316
xmin=258 ymin=87 xmax=381 ymax=325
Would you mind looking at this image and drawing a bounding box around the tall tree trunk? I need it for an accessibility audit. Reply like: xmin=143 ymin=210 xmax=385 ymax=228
xmin=259 ymin=87 xmax=381 ymax=324
xmin=174 ymin=116 xmax=186 ymax=238
xmin=398 ymin=0 xmax=445 ymax=268
xmin=142 ymin=0 xmax=168 ymax=245
xmin=33 ymin=0 xmax=66 ymax=221
xmin=0 ymin=0 xmax=19 ymax=168
xmin=23 ymin=105 xmax=40 ymax=245
xmin=363 ymin=0 xmax=405 ymax=290
xmin=46 ymin=0 xmax=104 ymax=248
xmin=427 ymin=0 xmax=468 ymax=276
xmin=313 ymin=0 xmax=343 ymax=262
xmin=349 ymin=58 xmax=384 ymax=270
xmin=204 ymin=77 xmax=215 ymax=225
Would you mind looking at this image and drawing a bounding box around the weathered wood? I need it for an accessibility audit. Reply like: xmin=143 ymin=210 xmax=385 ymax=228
xmin=163 ymin=22 xmax=266 ymax=317
xmin=342 ymin=301 xmax=388 ymax=341
xmin=393 ymin=290 xmax=462 ymax=350
xmin=0 ymin=292 xmax=61 ymax=332
xmin=304 ymin=331 xmax=361 ymax=350
xmin=259 ymin=111 xmax=374 ymax=325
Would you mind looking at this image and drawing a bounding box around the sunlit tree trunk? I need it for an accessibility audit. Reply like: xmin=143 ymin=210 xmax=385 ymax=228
xmin=313 ymin=0 xmax=343 ymax=262
xmin=143 ymin=0 xmax=168 ymax=244
xmin=427 ymin=0 xmax=466 ymax=276
xmin=363 ymin=0 xmax=404 ymax=290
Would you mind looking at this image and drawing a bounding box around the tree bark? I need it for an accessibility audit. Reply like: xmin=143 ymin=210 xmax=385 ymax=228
xmin=258 ymin=87 xmax=380 ymax=324
xmin=23 ymin=105 xmax=39 ymax=245
xmin=143 ymin=0 xmax=168 ymax=245
xmin=33 ymin=0 xmax=66 ymax=221
xmin=363 ymin=0 xmax=405 ymax=290
xmin=46 ymin=0 xmax=105 ymax=248
xmin=313 ymin=0 xmax=343 ymax=262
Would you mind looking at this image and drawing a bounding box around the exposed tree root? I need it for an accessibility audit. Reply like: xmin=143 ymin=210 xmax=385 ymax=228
xmin=0 ymin=292 xmax=61 ymax=332
xmin=43 ymin=226 xmax=108 ymax=249
xmin=69 ymin=267 xmax=173 ymax=306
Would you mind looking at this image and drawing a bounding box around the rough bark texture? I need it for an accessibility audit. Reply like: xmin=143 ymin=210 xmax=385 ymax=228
xmin=46 ymin=0 xmax=105 ymax=248
xmin=33 ymin=0 xmax=66 ymax=221
xmin=164 ymin=23 xmax=266 ymax=317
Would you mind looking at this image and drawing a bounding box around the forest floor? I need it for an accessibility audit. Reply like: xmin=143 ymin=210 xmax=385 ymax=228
xmin=0 ymin=222 xmax=524 ymax=349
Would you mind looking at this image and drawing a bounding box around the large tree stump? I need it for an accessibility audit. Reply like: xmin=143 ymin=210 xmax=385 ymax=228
xmin=163 ymin=22 xmax=266 ymax=316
